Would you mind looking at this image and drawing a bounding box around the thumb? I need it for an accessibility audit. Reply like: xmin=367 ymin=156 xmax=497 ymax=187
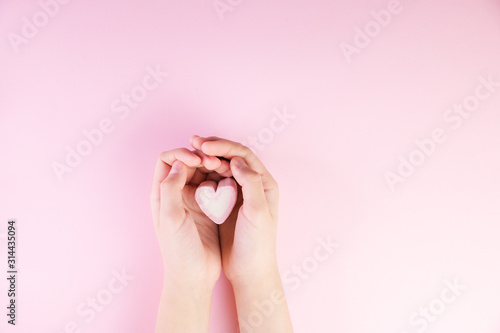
xmin=230 ymin=157 xmax=268 ymax=214
xmin=160 ymin=160 xmax=188 ymax=229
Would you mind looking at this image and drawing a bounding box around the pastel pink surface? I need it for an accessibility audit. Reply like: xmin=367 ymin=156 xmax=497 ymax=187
xmin=195 ymin=178 xmax=238 ymax=224
xmin=1 ymin=1 xmax=500 ymax=332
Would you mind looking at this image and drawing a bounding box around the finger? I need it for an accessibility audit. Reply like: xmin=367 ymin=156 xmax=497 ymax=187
xmin=214 ymin=158 xmax=232 ymax=177
xmin=151 ymin=149 xmax=201 ymax=224
xmin=190 ymin=138 xmax=233 ymax=177
xmin=159 ymin=160 xmax=188 ymax=231
xmin=195 ymin=154 xmax=232 ymax=178
xmin=190 ymin=135 xmax=202 ymax=150
xmin=190 ymin=134 xmax=215 ymax=150
xmin=158 ymin=148 xmax=201 ymax=173
xmin=196 ymin=137 xmax=279 ymax=216
xmin=191 ymin=135 xmax=230 ymax=151
xmin=230 ymin=157 xmax=268 ymax=218
xmin=190 ymin=168 xmax=208 ymax=186
xmin=199 ymin=137 xmax=267 ymax=175
xmin=156 ymin=148 xmax=201 ymax=185
xmin=150 ymin=159 xmax=163 ymax=227
xmin=192 ymin=149 xmax=222 ymax=171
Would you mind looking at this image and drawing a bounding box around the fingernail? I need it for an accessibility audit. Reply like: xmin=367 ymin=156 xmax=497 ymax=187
xmin=170 ymin=161 xmax=182 ymax=174
xmin=200 ymin=142 xmax=208 ymax=152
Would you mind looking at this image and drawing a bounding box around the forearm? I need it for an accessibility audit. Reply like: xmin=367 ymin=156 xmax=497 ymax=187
xmin=155 ymin=280 xmax=214 ymax=333
xmin=231 ymin=270 xmax=294 ymax=333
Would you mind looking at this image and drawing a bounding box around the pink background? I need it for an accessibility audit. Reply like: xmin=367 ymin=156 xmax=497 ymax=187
xmin=1 ymin=0 xmax=500 ymax=332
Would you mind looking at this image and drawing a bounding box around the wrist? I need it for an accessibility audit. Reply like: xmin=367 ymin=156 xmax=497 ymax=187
xmin=163 ymin=275 xmax=217 ymax=298
xmin=157 ymin=279 xmax=214 ymax=333
xmin=163 ymin=262 xmax=220 ymax=291
xmin=224 ymin=252 xmax=280 ymax=285
xmin=230 ymin=269 xmax=293 ymax=333
xmin=229 ymin=265 xmax=282 ymax=292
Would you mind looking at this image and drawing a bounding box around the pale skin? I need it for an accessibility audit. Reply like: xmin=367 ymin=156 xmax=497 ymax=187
xmin=150 ymin=135 xmax=294 ymax=333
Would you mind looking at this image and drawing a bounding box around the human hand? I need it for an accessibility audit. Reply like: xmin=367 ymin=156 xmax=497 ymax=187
xmin=150 ymin=147 xmax=231 ymax=332
xmin=191 ymin=135 xmax=293 ymax=332
xmin=190 ymin=135 xmax=280 ymax=284
xmin=152 ymin=137 xmax=292 ymax=332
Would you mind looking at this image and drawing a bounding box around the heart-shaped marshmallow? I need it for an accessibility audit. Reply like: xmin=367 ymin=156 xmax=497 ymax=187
xmin=195 ymin=177 xmax=238 ymax=224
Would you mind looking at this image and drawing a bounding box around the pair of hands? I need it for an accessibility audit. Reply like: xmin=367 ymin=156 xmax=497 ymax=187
xmin=150 ymin=135 xmax=280 ymax=290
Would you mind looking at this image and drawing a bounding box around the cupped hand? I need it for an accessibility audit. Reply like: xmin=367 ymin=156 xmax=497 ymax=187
xmin=190 ymin=135 xmax=281 ymax=285
xmin=150 ymin=147 xmax=232 ymax=287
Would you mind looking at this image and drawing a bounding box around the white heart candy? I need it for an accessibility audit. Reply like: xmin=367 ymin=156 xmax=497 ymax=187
xmin=195 ymin=177 xmax=238 ymax=224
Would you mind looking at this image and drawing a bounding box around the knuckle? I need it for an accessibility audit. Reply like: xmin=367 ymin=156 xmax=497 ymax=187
xmin=246 ymin=205 xmax=268 ymax=220
xmin=247 ymin=170 xmax=262 ymax=182
xmin=270 ymin=180 xmax=279 ymax=193
xmin=158 ymin=152 xmax=167 ymax=161
xmin=160 ymin=178 xmax=174 ymax=191
xmin=159 ymin=150 xmax=172 ymax=162
xmin=236 ymin=142 xmax=251 ymax=156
